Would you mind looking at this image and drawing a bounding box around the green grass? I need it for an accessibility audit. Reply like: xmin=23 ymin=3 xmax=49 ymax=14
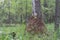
xmin=0 ymin=23 xmax=60 ymax=40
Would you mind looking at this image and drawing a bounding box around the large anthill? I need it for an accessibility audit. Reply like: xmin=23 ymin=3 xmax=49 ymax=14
xmin=26 ymin=16 xmax=48 ymax=35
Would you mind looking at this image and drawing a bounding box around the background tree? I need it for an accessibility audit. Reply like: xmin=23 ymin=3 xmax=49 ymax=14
xmin=55 ymin=0 xmax=60 ymax=39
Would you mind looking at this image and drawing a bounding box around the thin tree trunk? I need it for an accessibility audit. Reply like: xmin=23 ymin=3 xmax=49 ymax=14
xmin=55 ymin=0 xmax=60 ymax=31
xmin=25 ymin=0 xmax=28 ymax=23
xmin=8 ymin=0 xmax=11 ymax=24
xmin=55 ymin=0 xmax=60 ymax=39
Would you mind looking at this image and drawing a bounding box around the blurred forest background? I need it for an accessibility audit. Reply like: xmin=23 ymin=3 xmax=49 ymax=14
xmin=0 ymin=0 xmax=60 ymax=40
xmin=0 ymin=0 xmax=55 ymax=25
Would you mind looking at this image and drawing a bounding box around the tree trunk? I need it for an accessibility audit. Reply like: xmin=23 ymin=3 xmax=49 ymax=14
xmin=55 ymin=0 xmax=60 ymax=31
xmin=55 ymin=0 xmax=60 ymax=39
xmin=8 ymin=0 xmax=11 ymax=24
xmin=32 ymin=0 xmax=42 ymax=18
xmin=25 ymin=0 xmax=28 ymax=23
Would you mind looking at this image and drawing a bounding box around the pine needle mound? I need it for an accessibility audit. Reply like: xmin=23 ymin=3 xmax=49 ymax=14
xmin=26 ymin=16 xmax=47 ymax=35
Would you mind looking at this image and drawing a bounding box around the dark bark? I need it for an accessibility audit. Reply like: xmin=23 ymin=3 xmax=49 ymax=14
xmin=55 ymin=0 xmax=60 ymax=31
xmin=55 ymin=0 xmax=60 ymax=39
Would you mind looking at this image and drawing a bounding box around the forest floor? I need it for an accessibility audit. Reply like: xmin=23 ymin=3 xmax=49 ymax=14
xmin=0 ymin=23 xmax=60 ymax=40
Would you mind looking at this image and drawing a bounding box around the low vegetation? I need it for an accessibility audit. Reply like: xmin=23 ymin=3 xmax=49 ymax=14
xmin=0 ymin=23 xmax=60 ymax=40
